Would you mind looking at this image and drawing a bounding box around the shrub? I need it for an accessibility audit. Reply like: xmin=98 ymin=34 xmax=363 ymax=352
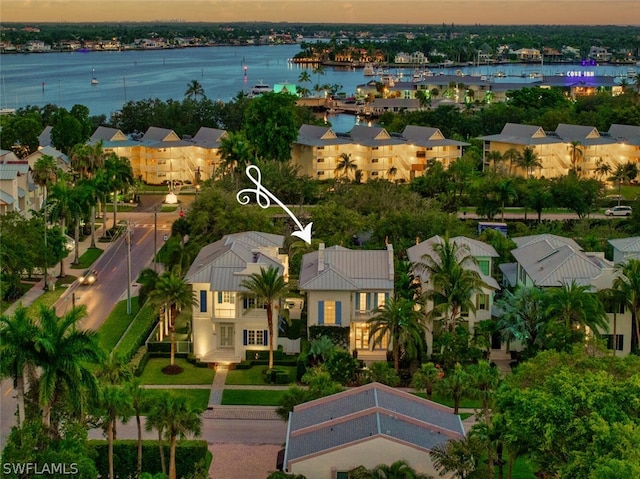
xmin=324 ymin=349 xmax=359 ymax=385
xmin=308 ymin=325 xmax=349 ymax=349
xmin=365 ymin=361 xmax=400 ymax=387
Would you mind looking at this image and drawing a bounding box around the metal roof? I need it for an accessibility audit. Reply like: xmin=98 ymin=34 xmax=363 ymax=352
xmin=285 ymin=382 xmax=464 ymax=464
xmin=608 ymin=237 xmax=640 ymax=253
xmin=477 ymin=122 xmax=562 ymax=146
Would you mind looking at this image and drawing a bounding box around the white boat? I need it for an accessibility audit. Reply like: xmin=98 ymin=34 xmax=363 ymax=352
xmin=90 ymin=68 xmax=98 ymax=85
xmin=250 ymin=81 xmax=272 ymax=96
xmin=363 ymin=63 xmax=375 ymax=76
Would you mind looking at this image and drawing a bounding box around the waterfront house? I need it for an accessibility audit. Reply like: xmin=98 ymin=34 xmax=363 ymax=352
xmin=407 ymin=235 xmax=500 ymax=354
xmin=299 ymin=243 xmax=394 ymax=364
xmin=499 ymin=234 xmax=632 ymax=356
xmin=282 ymin=382 xmax=464 ymax=479
xmin=185 ymin=231 xmax=288 ymax=364
xmin=0 ymin=151 xmax=36 ymax=216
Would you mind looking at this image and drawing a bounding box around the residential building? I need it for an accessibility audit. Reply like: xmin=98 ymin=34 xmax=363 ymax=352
xmin=499 ymin=234 xmax=632 ymax=356
xmin=299 ymin=243 xmax=394 ymax=364
xmin=282 ymin=382 xmax=464 ymax=479
xmin=394 ymin=51 xmax=428 ymax=64
xmin=184 ymin=231 xmax=289 ymax=364
xmin=609 ymin=237 xmax=640 ymax=265
xmin=407 ymin=236 xmax=500 ymax=354
xmin=0 ymin=150 xmax=36 ymax=216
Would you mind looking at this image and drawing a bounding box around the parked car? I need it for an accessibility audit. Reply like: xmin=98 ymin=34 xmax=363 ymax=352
xmin=77 ymin=269 xmax=98 ymax=285
xmin=605 ymin=206 xmax=632 ymax=216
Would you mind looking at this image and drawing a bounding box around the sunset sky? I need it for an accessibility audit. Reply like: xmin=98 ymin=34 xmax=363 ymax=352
xmin=3 ymin=0 xmax=640 ymax=25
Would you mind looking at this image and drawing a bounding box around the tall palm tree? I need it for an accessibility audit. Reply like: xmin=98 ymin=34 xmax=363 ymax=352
xmin=495 ymin=286 xmax=548 ymax=355
xmin=493 ymin=178 xmax=518 ymax=221
xmin=0 ymin=307 xmax=40 ymax=426
xmin=502 ymin=148 xmax=520 ymax=176
xmin=240 ymin=266 xmax=288 ymax=370
xmin=184 ymin=79 xmax=205 ymax=101
xmin=48 ymin=178 xmax=74 ymax=277
xmin=613 ymin=259 xmax=640 ymax=352
xmin=430 ymin=433 xmax=485 ymax=478
xmin=35 ymin=305 xmax=105 ymax=433
xmin=103 ymin=153 xmax=134 ymax=229
xmin=32 ymin=154 xmax=59 ymax=207
xmin=569 ymin=140 xmax=584 ymax=175
xmin=416 ymin=236 xmax=487 ymax=333
xmin=163 ymin=396 xmax=202 ymax=479
xmin=335 ymin=152 xmax=357 ymax=181
xmin=148 ymin=270 xmax=197 ymax=369
xmin=515 ymin=147 xmax=542 ymax=178
xmin=438 ymin=362 xmax=471 ymax=414
xmin=546 ymin=280 xmax=609 ymax=348
xmin=68 ymin=181 xmax=93 ymax=264
xmin=126 ymin=378 xmax=149 ymax=477
xmin=98 ymin=384 xmax=133 ymax=479
xmin=594 ymin=158 xmax=612 ymax=181
xmin=297 ymin=71 xmax=311 ymax=97
xmin=608 ymin=162 xmax=639 ymax=205
xmin=218 ymin=131 xmax=254 ymax=183
xmin=368 ymin=297 xmax=426 ymax=372
xmin=145 ymin=394 xmax=171 ymax=476
xmin=486 ymin=150 xmax=503 ymax=173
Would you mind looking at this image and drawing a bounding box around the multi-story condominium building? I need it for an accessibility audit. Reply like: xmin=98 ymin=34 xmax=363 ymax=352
xmin=299 ymin=243 xmax=395 ymax=365
xmin=499 ymin=234 xmax=633 ymax=356
xmin=185 ymin=231 xmax=289 ymax=364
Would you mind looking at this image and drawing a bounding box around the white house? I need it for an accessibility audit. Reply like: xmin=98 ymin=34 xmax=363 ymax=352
xmin=407 ymin=236 xmax=500 ymax=354
xmin=184 ymin=231 xmax=289 ymax=364
xmin=283 ymin=382 xmax=464 ymax=479
xmin=299 ymin=243 xmax=394 ymax=364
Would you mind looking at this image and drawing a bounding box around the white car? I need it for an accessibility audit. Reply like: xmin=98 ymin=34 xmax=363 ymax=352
xmin=605 ymin=206 xmax=632 ymax=217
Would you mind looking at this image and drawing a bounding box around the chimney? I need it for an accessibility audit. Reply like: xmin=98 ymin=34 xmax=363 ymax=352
xmin=387 ymin=243 xmax=394 ymax=280
xmin=318 ymin=243 xmax=325 ymax=273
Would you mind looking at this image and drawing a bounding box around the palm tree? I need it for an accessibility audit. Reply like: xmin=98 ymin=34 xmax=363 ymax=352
xmin=48 ymin=178 xmax=74 ymax=277
xmin=569 ymin=140 xmax=584 ymax=175
xmin=68 ymin=181 xmax=93 ymax=264
xmin=486 ymin=150 xmax=503 ymax=173
xmin=103 ymin=153 xmax=134 ymax=229
xmin=0 ymin=307 xmax=40 ymax=426
xmin=125 ymin=379 xmax=149 ymax=477
xmin=502 ymin=148 xmax=520 ymax=176
xmin=386 ymin=165 xmax=398 ymax=182
xmin=369 ymin=460 xmax=431 ymax=478
xmin=145 ymin=394 xmax=171 ymax=476
xmin=35 ymin=305 xmax=105 ymax=433
xmin=240 ymin=266 xmax=288 ymax=370
xmin=32 ymin=154 xmax=59 ymax=206
xmin=493 ymin=178 xmax=518 ymax=221
xmin=608 ymin=162 xmax=639 ymax=205
xmin=184 ymin=79 xmax=205 ymax=101
xmin=430 ymin=434 xmax=486 ymax=479
xmin=218 ymin=131 xmax=254 ymax=183
xmin=546 ymin=280 xmax=609 ymax=349
xmin=495 ymin=286 xmax=548 ymax=355
xmin=416 ymin=236 xmax=487 ymax=333
xmin=594 ymin=158 xmax=612 ymax=181
xmin=613 ymin=259 xmax=640 ymax=352
xmin=368 ymin=297 xmax=426 ymax=372
xmin=515 ymin=147 xmax=542 ymax=178
xmin=148 ymin=270 xmax=197 ymax=370
xmin=162 ymin=396 xmax=203 ymax=479
xmin=438 ymin=363 xmax=471 ymax=414
xmin=335 ymin=152 xmax=357 ymax=181
xmin=297 ymin=71 xmax=311 ymax=97
xmin=98 ymin=384 xmax=133 ymax=479
xmin=411 ymin=362 xmax=441 ymax=400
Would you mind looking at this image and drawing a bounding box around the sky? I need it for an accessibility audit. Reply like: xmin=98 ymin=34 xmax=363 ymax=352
xmin=2 ymin=0 xmax=640 ymax=25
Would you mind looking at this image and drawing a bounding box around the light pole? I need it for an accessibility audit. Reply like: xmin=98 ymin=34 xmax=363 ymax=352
xmin=43 ymin=198 xmax=48 ymax=291
xmin=154 ymin=206 xmax=158 ymax=273
xmin=126 ymin=221 xmax=132 ymax=315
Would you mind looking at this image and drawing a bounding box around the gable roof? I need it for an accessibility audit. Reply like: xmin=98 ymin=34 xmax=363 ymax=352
xmin=38 ymin=126 xmax=53 ymax=148
xmin=402 ymin=125 xmax=469 ymax=148
xmin=607 ymin=124 xmax=640 ymax=146
xmin=299 ymin=245 xmax=394 ymax=291
xmin=608 ymin=237 xmax=640 ymax=254
xmin=284 ymin=382 xmax=464 ymax=466
xmin=296 ymin=125 xmax=351 ymax=147
xmin=184 ymin=231 xmax=284 ymax=290
xmin=407 ymin=235 xmax=500 ymax=290
xmin=554 ymin=123 xmax=615 ymax=146
xmin=349 ymin=125 xmax=404 ymax=147
xmin=191 ymin=127 xmax=227 ymax=148
xmin=477 ymin=122 xmax=561 ymax=146
xmin=90 ymin=126 xmax=128 ymax=142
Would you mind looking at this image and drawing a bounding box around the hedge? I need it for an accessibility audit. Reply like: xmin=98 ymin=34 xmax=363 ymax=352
xmin=90 ymin=439 xmax=208 ymax=478
xmin=308 ymin=325 xmax=350 ymax=350
xmin=114 ymin=303 xmax=158 ymax=363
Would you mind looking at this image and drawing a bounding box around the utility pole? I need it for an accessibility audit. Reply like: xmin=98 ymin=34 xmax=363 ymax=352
xmin=127 ymin=221 xmax=132 ymax=315
xmin=154 ymin=207 xmax=158 ymax=273
xmin=43 ymin=198 xmax=48 ymax=291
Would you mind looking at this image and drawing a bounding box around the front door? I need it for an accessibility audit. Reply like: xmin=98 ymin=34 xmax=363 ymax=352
xmin=219 ymin=323 xmax=234 ymax=348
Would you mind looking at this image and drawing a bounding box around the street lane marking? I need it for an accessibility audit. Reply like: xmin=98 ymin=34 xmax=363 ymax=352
xmin=4 ymin=385 xmax=13 ymax=396
xmin=136 ymin=227 xmax=153 ymax=246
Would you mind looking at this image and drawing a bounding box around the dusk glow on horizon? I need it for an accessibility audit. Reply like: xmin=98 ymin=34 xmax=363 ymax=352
xmin=2 ymin=0 xmax=640 ymax=25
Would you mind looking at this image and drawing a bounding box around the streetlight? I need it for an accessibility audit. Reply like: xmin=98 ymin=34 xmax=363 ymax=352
xmin=126 ymin=221 xmax=132 ymax=315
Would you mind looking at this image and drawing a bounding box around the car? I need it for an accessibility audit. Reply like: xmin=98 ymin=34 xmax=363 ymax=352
xmin=77 ymin=269 xmax=98 ymax=286
xmin=605 ymin=206 xmax=632 ymax=217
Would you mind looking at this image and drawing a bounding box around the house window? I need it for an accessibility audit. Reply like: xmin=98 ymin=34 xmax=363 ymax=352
xmin=372 ymin=158 xmax=379 ymax=163
xmin=199 ymin=290 xmax=207 ymax=313
xmin=318 ymin=300 xmax=342 ymax=325
xmin=416 ymin=151 xmax=426 ymax=158
xmin=603 ymin=334 xmax=624 ymax=351
xmin=356 ymin=293 xmax=368 ymax=312
xmin=478 ymin=259 xmax=491 ymax=276
xmin=477 ymin=294 xmax=489 ymax=311
xmin=354 ymin=323 xmax=369 ymax=349
xmin=317 ymin=158 xmax=325 ymax=162
xmin=317 ymin=146 xmax=324 ymax=150
xmin=223 ymin=292 xmax=235 ymax=304
xmin=317 ymin=171 xmax=325 ymax=176
xmin=371 ymin=171 xmax=379 ymax=176
xmin=605 ymin=302 xmax=625 ymax=314
xmin=372 ymin=146 xmax=379 ymax=150
xmin=461 ymin=305 xmax=469 ymax=317
xmin=376 ymin=292 xmax=387 ymax=308
xmin=243 ymin=329 xmax=267 ymax=346
xmin=158 ymin=159 xmax=167 ymax=165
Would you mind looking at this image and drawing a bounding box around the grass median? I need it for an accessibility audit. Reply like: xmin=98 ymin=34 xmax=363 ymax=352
xmin=142 ymin=389 xmax=210 ymax=413
xmin=221 ymin=389 xmax=287 ymax=406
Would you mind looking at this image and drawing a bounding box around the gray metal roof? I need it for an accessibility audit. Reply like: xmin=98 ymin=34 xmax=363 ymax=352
xmin=142 ymin=126 xmax=181 ymax=142
xmin=90 ymin=126 xmax=127 ymax=142
xmin=402 ymin=125 xmax=469 ymax=148
xmin=608 ymin=237 xmax=640 ymax=253
xmin=36 ymin=146 xmax=70 ymax=164
xmin=512 ymin=234 xmax=582 ymax=251
xmin=477 ymin=122 xmax=562 ymax=146
xmin=0 ymin=190 xmax=14 ymax=205
xmin=191 ymin=127 xmax=227 ymax=149
xmin=299 ymin=245 xmax=394 ymax=292
xmin=607 ymin=124 xmax=640 ymax=146
xmin=285 ymin=382 xmax=464 ymax=464
xmin=38 ymin=126 xmax=52 ymax=147
xmin=554 ymin=123 xmax=616 ymax=146
xmin=349 ymin=125 xmax=405 ymax=147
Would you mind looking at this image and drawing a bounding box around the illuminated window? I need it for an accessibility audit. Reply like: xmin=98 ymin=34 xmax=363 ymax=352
xmin=318 ymin=300 xmax=341 ymax=325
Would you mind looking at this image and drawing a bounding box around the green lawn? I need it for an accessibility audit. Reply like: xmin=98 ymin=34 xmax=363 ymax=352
xmin=138 ymin=358 xmax=215 ymax=385
xmin=143 ymin=389 xmax=210 ymax=413
xmin=225 ymin=366 xmax=297 ymax=385
xmin=160 ymin=206 xmax=178 ymax=212
xmin=494 ymin=456 xmax=536 ymax=479
xmin=412 ymin=392 xmax=483 ymax=409
xmin=70 ymin=247 xmax=103 ymax=269
xmin=23 ymin=277 xmax=75 ymax=320
xmin=221 ymin=389 xmax=287 ymax=406
xmin=97 ymin=300 xmax=140 ymax=352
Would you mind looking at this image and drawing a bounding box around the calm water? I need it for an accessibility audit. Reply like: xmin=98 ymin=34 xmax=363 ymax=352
xmin=1 ymin=44 xmax=635 ymax=133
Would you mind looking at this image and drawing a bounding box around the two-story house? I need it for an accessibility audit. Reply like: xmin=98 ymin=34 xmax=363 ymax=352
xmin=0 ymin=151 xmax=37 ymax=216
xmin=407 ymin=236 xmax=500 ymax=354
xmin=499 ymin=234 xmax=632 ymax=356
xmin=299 ymin=243 xmax=394 ymax=364
xmin=185 ymin=231 xmax=289 ymax=365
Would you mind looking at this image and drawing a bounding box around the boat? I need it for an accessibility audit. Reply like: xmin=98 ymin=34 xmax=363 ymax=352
xmin=90 ymin=68 xmax=98 ymax=85
xmin=363 ymin=63 xmax=375 ymax=76
xmin=249 ymin=81 xmax=272 ymax=96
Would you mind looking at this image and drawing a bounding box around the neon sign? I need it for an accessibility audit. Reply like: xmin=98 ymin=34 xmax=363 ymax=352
xmin=566 ymin=71 xmax=595 ymax=78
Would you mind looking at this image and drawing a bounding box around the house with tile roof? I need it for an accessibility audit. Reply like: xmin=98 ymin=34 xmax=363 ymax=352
xmin=608 ymin=237 xmax=640 ymax=265
xmin=282 ymin=382 xmax=464 ymax=478
xmin=407 ymin=235 xmax=500 ymax=354
xmin=499 ymin=234 xmax=632 ymax=356
xmin=184 ymin=231 xmax=289 ymax=364
xmin=299 ymin=243 xmax=394 ymax=364
xmin=0 ymin=151 xmax=37 ymax=216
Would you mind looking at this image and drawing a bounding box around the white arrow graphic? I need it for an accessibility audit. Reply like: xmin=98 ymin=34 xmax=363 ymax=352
xmin=236 ymin=165 xmax=313 ymax=244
